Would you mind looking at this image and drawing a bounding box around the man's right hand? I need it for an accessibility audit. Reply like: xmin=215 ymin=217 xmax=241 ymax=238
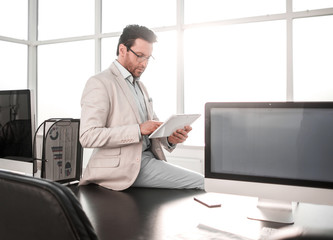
xmin=139 ymin=120 xmax=163 ymax=135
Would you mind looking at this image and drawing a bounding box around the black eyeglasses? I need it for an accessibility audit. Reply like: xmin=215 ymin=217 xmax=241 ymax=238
xmin=127 ymin=47 xmax=154 ymax=63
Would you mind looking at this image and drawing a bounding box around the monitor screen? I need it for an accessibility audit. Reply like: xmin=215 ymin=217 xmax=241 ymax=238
xmin=205 ymin=102 xmax=333 ymax=223
xmin=0 ymin=90 xmax=35 ymax=161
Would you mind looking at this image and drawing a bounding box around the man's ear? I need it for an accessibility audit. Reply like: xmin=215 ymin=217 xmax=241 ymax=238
xmin=118 ymin=44 xmax=127 ymax=57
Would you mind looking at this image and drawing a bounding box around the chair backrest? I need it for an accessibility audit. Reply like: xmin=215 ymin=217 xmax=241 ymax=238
xmin=0 ymin=170 xmax=98 ymax=240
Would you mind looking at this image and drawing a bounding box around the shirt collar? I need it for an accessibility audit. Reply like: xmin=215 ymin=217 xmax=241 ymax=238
xmin=114 ymin=60 xmax=140 ymax=84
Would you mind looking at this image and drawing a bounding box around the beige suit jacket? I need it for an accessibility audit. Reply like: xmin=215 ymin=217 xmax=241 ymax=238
xmin=79 ymin=63 xmax=173 ymax=190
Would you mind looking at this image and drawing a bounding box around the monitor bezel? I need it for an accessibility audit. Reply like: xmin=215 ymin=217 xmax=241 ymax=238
xmin=205 ymin=101 xmax=333 ymax=190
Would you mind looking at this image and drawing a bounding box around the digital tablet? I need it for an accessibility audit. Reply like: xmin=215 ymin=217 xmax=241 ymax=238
xmin=149 ymin=114 xmax=201 ymax=139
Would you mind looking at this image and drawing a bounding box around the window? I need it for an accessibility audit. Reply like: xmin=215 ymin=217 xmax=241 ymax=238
xmin=293 ymin=15 xmax=333 ymax=101
xmin=0 ymin=0 xmax=27 ymax=40
xmin=0 ymin=42 xmax=27 ymax=90
xmin=101 ymin=37 xmax=118 ymax=70
xmin=184 ymin=21 xmax=286 ymax=145
xmin=2 ymin=1 xmax=333 ymax=146
xmin=38 ymin=0 xmax=94 ymax=40
xmin=38 ymin=40 xmax=95 ymax=124
xmin=102 ymin=0 xmax=176 ymax=33
xmin=140 ymin=31 xmax=177 ymax=121
xmin=185 ymin=0 xmax=285 ymax=24
xmin=293 ymin=0 xmax=333 ymax=11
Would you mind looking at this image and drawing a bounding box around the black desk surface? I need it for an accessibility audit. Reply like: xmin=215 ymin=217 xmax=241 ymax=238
xmin=70 ymin=185 xmax=333 ymax=240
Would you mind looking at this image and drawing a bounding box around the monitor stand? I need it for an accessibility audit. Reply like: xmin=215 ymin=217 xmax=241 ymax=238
xmin=247 ymin=198 xmax=294 ymax=224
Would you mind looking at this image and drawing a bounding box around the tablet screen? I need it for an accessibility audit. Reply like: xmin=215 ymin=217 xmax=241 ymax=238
xmin=149 ymin=114 xmax=201 ymax=138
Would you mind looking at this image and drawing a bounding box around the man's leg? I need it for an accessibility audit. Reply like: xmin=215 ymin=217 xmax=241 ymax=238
xmin=132 ymin=152 xmax=204 ymax=189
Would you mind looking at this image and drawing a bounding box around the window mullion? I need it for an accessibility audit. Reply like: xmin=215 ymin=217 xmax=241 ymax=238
xmin=286 ymin=0 xmax=293 ymax=101
xmin=28 ymin=0 xmax=38 ymax=121
xmin=95 ymin=0 xmax=102 ymax=74
xmin=177 ymin=0 xmax=184 ymax=114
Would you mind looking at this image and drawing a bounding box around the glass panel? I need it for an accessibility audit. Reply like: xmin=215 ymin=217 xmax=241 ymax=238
xmin=101 ymin=31 xmax=177 ymax=122
xmin=185 ymin=0 xmax=285 ymax=24
xmin=293 ymin=15 xmax=333 ymax=101
xmin=142 ymin=31 xmax=177 ymax=121
xmin=0 ymin=0 xmax=28 ymax=39
xmin=101 ymin=37 xmax=119 ymax=70
xmin=0 ymin=41 xmax=27 ymax=90
xmin=38 ymin=40 xmax=95 ymax=124
xmin=38 ymin=0 xmax=94 ymax=40
xmin=184 ymin=21 xmax=286 ymax=145
xmin=102 ymin=0 xmax=176 ymax=33
xmin=293 ymin=0 xmax=333 ymax=11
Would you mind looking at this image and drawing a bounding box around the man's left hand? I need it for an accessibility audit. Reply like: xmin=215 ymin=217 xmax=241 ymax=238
xmin=167 ymin=126 xmax=192 ymax=145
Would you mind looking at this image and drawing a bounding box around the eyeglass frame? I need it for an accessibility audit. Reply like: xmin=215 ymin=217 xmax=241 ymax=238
xmin=127 ymin=47 xmax=154 ymax=63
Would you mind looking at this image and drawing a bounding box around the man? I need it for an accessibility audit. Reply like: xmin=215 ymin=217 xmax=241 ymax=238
xmin=79 ymin=25 xmax=204 ymax=191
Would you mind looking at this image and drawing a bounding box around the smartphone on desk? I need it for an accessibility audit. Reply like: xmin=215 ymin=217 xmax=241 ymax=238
xmin=194 ymin=195 xmax=221 ymax=208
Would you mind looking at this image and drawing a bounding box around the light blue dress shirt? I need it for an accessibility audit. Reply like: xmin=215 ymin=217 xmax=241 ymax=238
xmin=114 ymin=60 xmax=151 ymax=152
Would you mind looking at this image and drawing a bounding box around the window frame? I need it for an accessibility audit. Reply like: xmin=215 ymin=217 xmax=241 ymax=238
xmin=1 ymin=0 xmax=333 ymax=146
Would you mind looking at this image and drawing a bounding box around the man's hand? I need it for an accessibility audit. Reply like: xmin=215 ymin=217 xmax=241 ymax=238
xmin=140 ymin=120 xmax=163 ymax=135
xmin=167 ymin=126 xmax=192 ymax=145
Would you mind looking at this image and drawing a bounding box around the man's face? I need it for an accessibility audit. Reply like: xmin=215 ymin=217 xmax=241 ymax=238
xmin=119 ymin=38 xmax=153 ymax=78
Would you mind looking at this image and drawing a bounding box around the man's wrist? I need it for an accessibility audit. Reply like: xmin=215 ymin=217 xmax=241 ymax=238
xmin=167 ymin=138 xmax=176 ymax=148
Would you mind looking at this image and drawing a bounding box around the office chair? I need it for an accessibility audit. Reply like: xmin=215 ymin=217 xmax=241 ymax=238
xmin=0 ymin=170 xmax=98 ymax=240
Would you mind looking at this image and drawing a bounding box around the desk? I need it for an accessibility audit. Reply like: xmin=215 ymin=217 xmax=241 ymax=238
xmin=70 ymin=185 xmax=333 ymax=240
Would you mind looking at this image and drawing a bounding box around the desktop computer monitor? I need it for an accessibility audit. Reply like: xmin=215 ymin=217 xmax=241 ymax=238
xmin=204 ymin=102 xmax=333 ymax=224
xmin=0 ymin=89 xmax=36 ymax=174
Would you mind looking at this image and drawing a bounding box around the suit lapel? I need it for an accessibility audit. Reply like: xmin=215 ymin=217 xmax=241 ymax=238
xmin=110 ymin=63 xmax=142 ymax=123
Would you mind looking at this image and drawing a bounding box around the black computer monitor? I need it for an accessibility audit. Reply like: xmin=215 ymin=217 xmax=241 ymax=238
xmin=0 ymin=90 xmax=36 ymax=174
xmin=205 ymin=102 xmax=333 ymax=223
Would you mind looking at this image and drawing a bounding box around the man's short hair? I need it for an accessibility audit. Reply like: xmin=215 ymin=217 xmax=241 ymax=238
xmin=116 ymin=24 xmax=157 ymax=56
